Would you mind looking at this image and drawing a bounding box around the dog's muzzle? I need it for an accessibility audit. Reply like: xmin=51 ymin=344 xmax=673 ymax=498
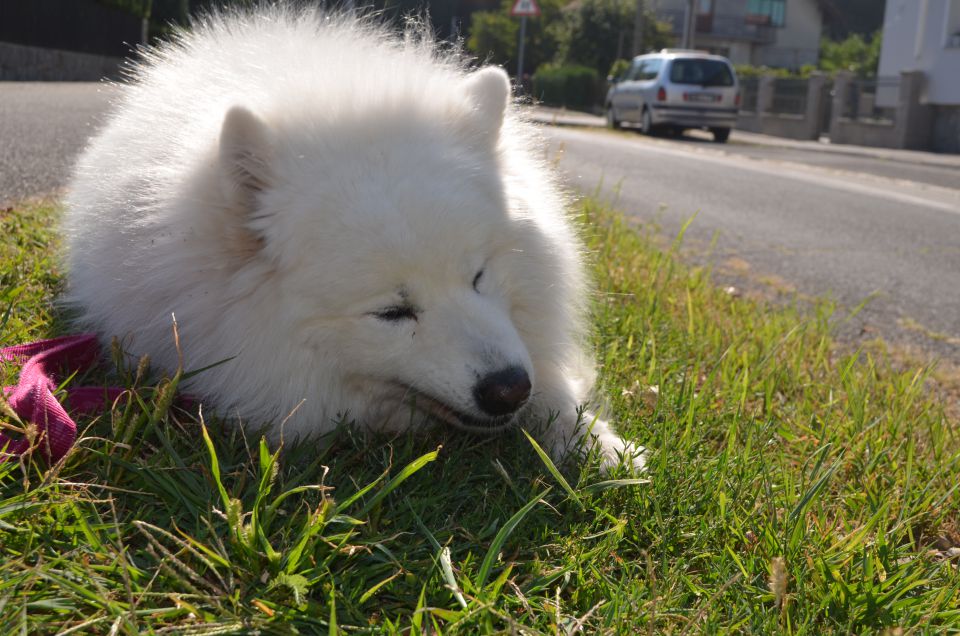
xmin=396 ymin=369 xmax=530 ymax=432
xmin=473 ymin=366 xmax=531 ymax=417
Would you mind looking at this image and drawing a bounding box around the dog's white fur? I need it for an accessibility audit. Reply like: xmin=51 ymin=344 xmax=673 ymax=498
xmin=64 ymin=8 xmax=642 ymax=472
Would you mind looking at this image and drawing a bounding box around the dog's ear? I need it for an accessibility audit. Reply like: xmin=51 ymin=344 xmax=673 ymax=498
xmin=219 ymin=105 xmax=273 ymax=205
xmin=463 ymin=66 xmax=511 ymax=136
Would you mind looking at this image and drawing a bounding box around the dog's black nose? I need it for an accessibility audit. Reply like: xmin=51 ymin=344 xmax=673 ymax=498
xmin=474 ymin=366 xmax=531 ymax=416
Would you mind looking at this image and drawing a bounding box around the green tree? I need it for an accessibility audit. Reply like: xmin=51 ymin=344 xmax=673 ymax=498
xmin=821 ymin=0 xmax=886 ymax=40
xmin=554 ymin=0 xmax=673 ymax=78
xmin=819 ymin=30 xmax=882 ymax=77
xmin=467 ymin=0 xmax=566 ymax=77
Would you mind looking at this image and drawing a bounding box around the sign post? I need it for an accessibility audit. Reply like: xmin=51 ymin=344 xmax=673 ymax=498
xmin=510 ymin=0 xmax=541 ymax=86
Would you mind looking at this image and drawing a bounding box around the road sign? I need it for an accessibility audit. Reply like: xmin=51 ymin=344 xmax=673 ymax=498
xmin=511 ymin=0 xmax=540 ymax=83
xmin=510 ymin=0 xmax=541 ymax=18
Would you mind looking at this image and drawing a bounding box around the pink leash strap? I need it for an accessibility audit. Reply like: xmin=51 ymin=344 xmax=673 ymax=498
xmin=1 ymin=333 xmax=123 ymax=463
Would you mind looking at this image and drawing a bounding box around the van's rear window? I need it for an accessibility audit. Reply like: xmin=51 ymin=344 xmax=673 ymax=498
xmin=669 ymin=59 xmax=735 ymax=86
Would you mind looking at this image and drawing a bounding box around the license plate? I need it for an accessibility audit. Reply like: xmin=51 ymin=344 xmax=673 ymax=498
xmin=688 ymin=92 xmax=720 ymax=103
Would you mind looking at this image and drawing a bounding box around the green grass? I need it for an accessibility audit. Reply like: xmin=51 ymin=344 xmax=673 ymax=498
xmin=1 ymin=198 xmax=958 ymax=634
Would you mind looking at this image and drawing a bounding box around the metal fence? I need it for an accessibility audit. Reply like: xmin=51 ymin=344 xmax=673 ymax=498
xmin=739 ymin=77 xmax=759 ymax=112
xmin=769 ymin=78 xmax=808 ymax=116
xmin=818 ymin=80 xmax=833 ymax=137
xmin=842 ymin=77 xmax=900 ymax=125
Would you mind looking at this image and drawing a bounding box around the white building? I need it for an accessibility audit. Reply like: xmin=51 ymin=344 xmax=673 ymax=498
xmin=878 ymin=0 xmax=960 ymax=151
xmin=653 ymin=0 xmax=825 ymax=69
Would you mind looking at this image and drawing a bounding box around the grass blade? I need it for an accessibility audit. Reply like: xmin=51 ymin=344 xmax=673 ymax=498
xmin=475 ymin=487 xmax=551 ymax=590
xmin=522 ymin=429 xmax=583 ymax=510
xmin=581 ymin=478 xmax=650 ymax=494
xmin=354 ymin=448 xmax=439 ymax=517
xmin=440 ymin=546 xmax=468 ymax=610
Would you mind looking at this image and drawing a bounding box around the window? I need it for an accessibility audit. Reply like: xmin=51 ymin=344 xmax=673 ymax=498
xmin=669 ymin=59 xmax=735 ymax=87
xmin=746 ymin=0 xmax=785 ymax=27
xmin=625 ymin=59 xmax=646 ymax=81
xmin=638 ymin=59 xmax=662 ymax=81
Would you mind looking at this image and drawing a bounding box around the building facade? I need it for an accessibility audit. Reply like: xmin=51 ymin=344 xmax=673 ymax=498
xmin=878 ymin=0 xmax=960 ymax=152
xmin=652 ymin=0 xmax=825 ymax=69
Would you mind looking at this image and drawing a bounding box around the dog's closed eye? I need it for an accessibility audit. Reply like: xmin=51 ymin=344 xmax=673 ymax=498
xmin=472 ymin=269 xmax=484 ymax=292
xmin=371 ymin=305 xmax=418 ymax=322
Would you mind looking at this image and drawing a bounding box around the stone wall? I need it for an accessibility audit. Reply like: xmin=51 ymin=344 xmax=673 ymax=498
xmin=829 ymin=71 xmax=932 ymax=151
xmin=735 ymin=74 xmax=827 ymax=140
xmin=736 ymin=70 xmax=951 ymax=152
xmin=0 ymin=41 xmax=124 ymax=81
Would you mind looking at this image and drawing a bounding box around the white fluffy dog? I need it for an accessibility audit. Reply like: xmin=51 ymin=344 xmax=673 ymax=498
xmin=65 ymin=8 xmax=642 ymax=472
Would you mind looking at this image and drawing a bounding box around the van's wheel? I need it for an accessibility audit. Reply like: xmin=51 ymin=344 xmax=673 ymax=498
xmin=711 ymin=127 xmax=731 ymax=143
xmin=640 ymin=108 xmax=654 ymax=135
xmin=606 ymin=105 xmax=621 ymax=129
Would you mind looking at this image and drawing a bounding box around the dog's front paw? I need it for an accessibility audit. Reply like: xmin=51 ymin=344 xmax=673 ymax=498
xmin=539 ymin=415 xmax=647 ymax=476
xmin=589 ymin=428 xmax=647 ymax=475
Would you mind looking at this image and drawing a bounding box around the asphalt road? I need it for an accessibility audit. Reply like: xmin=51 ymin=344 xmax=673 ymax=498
xmin=0 ymin=83 xmax=115 ymax=205
xmin=542 ymin=125 xmax=960 ymax=359
xmin=529 ymin=106 xmax=960 ymax=190
xmin=665 ymin=133 xmax=960 ymax=191
xmin=2 ymin=82 xmax=959 ymax=361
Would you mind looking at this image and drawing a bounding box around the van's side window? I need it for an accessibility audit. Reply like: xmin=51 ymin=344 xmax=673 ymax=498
xmin=626 ymin=60 xmax=646 ymax=81
xmin=639 ymin=59 xmax=662 ymax=81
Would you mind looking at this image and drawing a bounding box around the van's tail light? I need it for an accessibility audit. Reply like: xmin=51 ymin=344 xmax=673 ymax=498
xmin=735 ymin=92 xmax=741 ymax=107
xmin=657 ymin=86 xmax=666 ymax=101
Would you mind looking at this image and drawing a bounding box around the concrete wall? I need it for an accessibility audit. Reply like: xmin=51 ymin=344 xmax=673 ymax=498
xmin=879 ymin=0 xmax=960 ymax=105
xmin=829 ymin=119 xmax=899 ymax=149
xmin=829 ymin=72 xmax=898 ymax=148
xmin=734 ymin=70 xmax=945 ymax=151
xmin=878 ymin=0 xmax=921 ymax=85
xmin=727 ymin=40 xmax=754 ymax=64
xmin=737 ymin=111 xmax=812 ymax=137
xmin=0 ymin=41 xmax=124 ymax=81
xmin=830 ymin=71 xmax=933 ymax=150
xmin=753 ymin=0 xmax=822 ymax=68
xmin=736 ymin=73 xmax=826 ymax=140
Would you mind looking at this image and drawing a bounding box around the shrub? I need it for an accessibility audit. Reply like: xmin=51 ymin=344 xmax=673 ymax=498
xmin=734 ymin=64 xmax=794 ymax=79
xmin=532 ymin=64 xmax=601 ymax=110
xmin=554 ymin=0 xmax=673 ymax=78
xmin=820 ymin=31 xmax=882 ymax=77
xmin=608 ymin=58 xmax=631 ymax=81
xmin=467 ymin=0 xmax=566 ymax=77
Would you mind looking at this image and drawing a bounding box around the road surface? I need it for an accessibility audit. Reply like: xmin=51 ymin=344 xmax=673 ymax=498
xmin=541 ymin=124 xmax=960 ymax=360
xmin=0 ymin=83 xmax=115 ymax=204
xmin=2 ymin=82 xmax=959 ymax=361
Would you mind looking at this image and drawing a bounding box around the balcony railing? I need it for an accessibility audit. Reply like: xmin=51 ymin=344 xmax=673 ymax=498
xmin=659 ymin=9 xmax=777 ymax=44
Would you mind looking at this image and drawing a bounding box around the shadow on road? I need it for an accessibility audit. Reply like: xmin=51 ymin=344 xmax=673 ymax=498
xmin=618 ymin=125 xmax=730 ymax=146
